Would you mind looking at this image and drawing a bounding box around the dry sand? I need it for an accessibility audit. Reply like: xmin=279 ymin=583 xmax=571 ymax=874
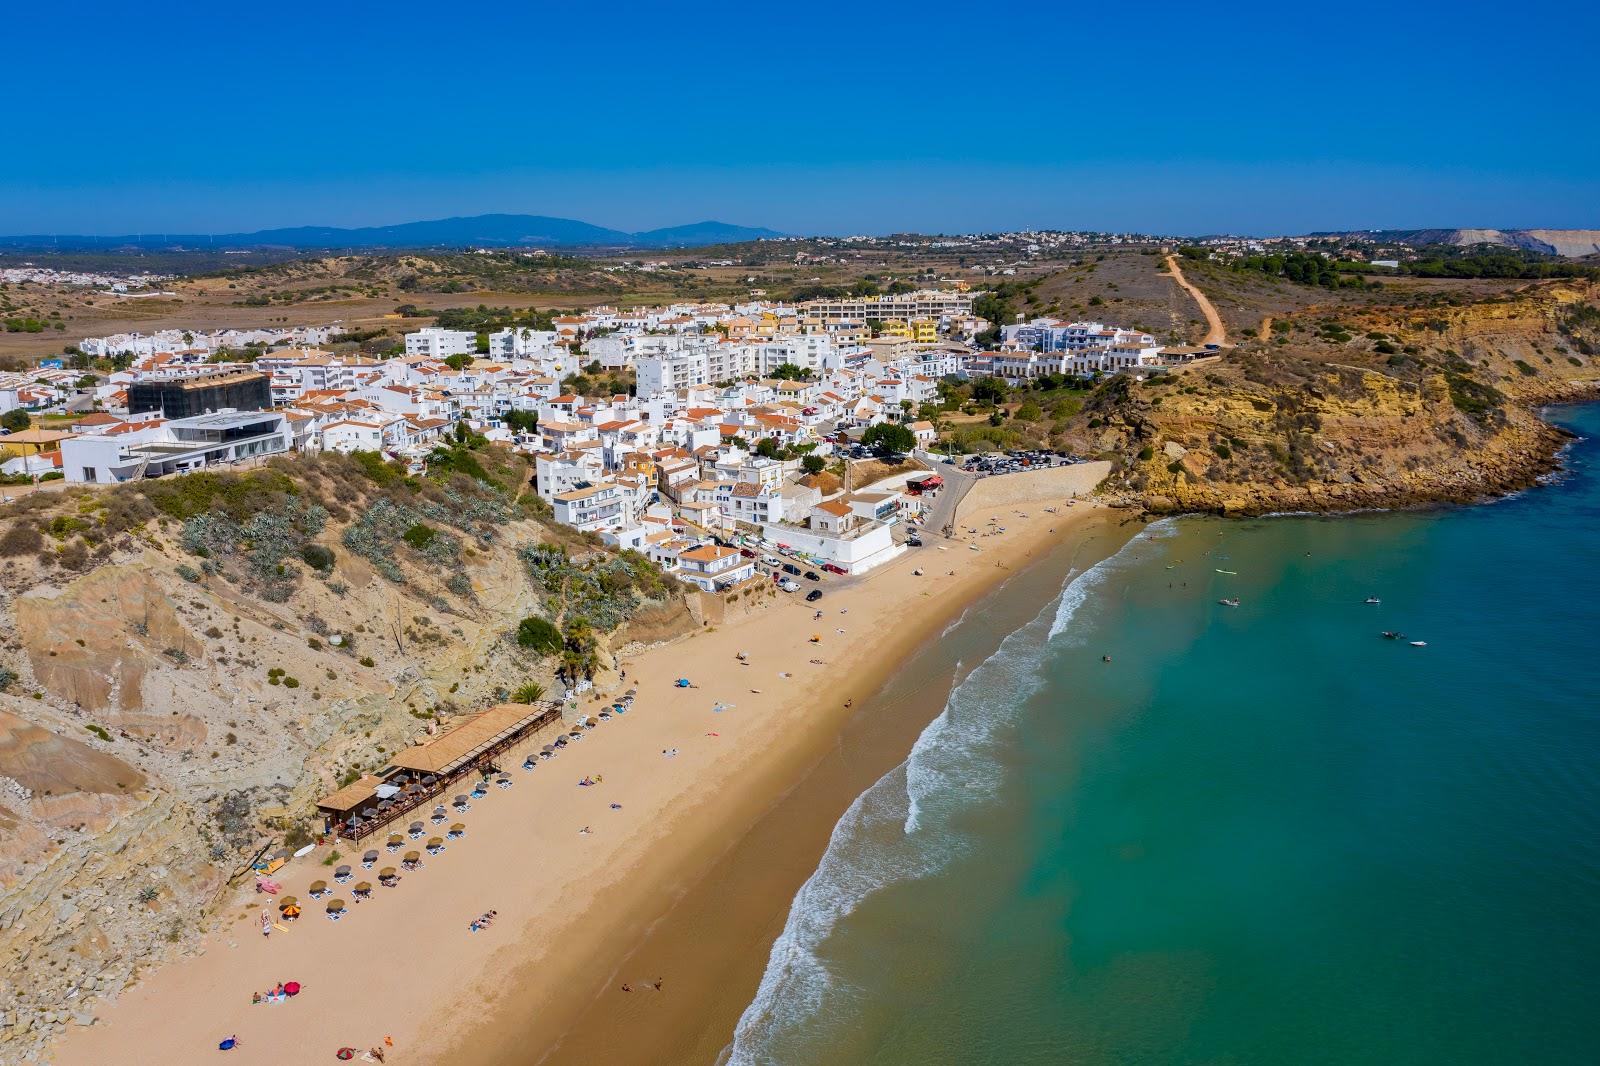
xmin=54 ymin=497 xmax=1114 ymax=1066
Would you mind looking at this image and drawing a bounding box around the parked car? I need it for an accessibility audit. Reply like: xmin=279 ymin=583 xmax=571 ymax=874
xmin=906 ymin=535 xmax=923 ymax=547
xmin=781 ymin=563 xmax=802 ymax=576
xmin=822 ymin=563 xmax=847 ymax=576
xmin=761 ymin=555 xmax=782 ymax=567
xmin=739 ymin=548 xmax=757 ymax=558
xmin=804 ymin=570 xmax=820 ymax=581
xmin=805 ymin=589 xmax=823 ymax=602
xmin=780 ymin=580 xmax=801 ymax=593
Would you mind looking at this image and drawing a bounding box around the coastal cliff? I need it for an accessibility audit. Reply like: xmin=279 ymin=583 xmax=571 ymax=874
xmin=1068 ymin=280 xmax=1600 ymax=515
xmin=0 ymin=449 xmax=692 ymax=1058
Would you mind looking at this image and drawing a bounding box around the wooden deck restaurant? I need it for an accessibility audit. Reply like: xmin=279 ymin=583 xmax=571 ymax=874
xmin=316 ymin=702 xmax=561 ymax=842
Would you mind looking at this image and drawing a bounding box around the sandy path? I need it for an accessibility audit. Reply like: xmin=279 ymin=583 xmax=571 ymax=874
xmin=53 ymin=497 xmax=1105 ymax=1066
xmin=1165 ymin=254 xmax=1227 ymax=346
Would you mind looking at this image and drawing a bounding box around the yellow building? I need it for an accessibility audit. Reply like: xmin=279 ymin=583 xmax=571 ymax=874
xmin=911 ymin=318 xmax=939 ymax=343
xmin=879 ymin=318 xmax=913 ymax=339
xmin=2 ymin=428 xmax=75 ymax=457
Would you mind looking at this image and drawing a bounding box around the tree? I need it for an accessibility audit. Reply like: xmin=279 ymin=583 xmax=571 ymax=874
xmin=801 ymin=454 xmax=826 ymax=476
xmin=769 ymin=362 xmax=809 ymax=381
xmin=503 ymin=409 xmax=539 ymax=434
xmin=1 ymin=409 xmax=30 ymax=433
xmin=511 ymin=681 xmax=546 ymax=704
xmin=970 ymin=376 xmax=1008 ymax=406
xmin=863 ymin=422 xmax=915 ymax=456
xmin=754 ymin=437 xmax=781 ymax=459
xmin=443 ymin=352 xmax=473 ymax=371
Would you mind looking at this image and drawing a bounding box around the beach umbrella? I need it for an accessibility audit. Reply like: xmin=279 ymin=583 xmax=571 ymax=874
xmin=432 ymin=805 xmax=447 ymax=816
xmin=379 ymin=867 xmax=397 ymax=878
xmin=354 ymin=881 xmax=372 ymax=892
xmin=337 ymin=1050 xmax=355 ymax=1061
xmin=427 ymin=836 xmax=443 ymax=846
xmin=496 ymin=775 xmax=511 ymax=784
xmin=541 ymin=745 xmax=554 ymax=754
xmin=422 ymin=774 xmax=438 ymax=785
xmin=335 ymin=865 xmax=351 ymax=877
xmin=282 ymin=904 xmax=301 ymax=919
xmin=387 ymin=832 xmax=403 ymax=843
xmin=308 ymin=880 xmax=327 ymax=894
xmin=362 ymin=850 xmax=379 ymax=864
xmin=326 ymin=899 xmax=345 ymax=913
xmin=284 ymin=981 xmax=300 ymax=996
xmin=408 ymin=821 xmax=424 ymax=834
xmin=278 ymin=896 xmax=299 ymax=908
xmin=404 ymin=850 xmax=420 ymax=862
xmin=450 ymin=822 xmax=465 ymax=833
xmin=453 ymin=794 xmax=469 ymax=804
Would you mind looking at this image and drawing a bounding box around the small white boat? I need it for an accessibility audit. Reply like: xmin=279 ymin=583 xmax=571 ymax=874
xmin=1218 ymin=597 xmax=1240 ymax=608
xmin=1364 ymin=597 xmax=1381 ymax=605
xmin=1409 ymin=640 xmax=1427 ymax=647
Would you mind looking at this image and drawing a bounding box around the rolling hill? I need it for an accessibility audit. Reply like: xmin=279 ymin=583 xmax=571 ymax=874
xmin=0 ymin=214 xmax=788 ymax=253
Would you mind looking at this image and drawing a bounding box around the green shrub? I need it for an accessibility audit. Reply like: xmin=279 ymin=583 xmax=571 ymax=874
xmin=516 ymin=616 xmax=562 ymax=654
xmin=402 ymin=524 xmax=437 ymax=550
xmin=1513 ymin=359 xmax=1537 ymax=376
xmin=86 ymin=723 xmax=112 ymax=742
xmin=282 ymin=676 xmax=300 ymax=689
xmin=1137 ymin=445 xmax=1154 ymax=461
xmin=300 ymin=544 xmax=336 ymax=571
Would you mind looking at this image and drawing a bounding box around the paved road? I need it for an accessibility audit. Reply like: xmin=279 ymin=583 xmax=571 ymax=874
xmin=912 ymin=452 xmax=977 ymax=537
xmin=1165 ymin=254 xmax=1228 ymax=346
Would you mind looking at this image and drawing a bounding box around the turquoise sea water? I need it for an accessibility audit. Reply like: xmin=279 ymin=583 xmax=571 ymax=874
xmin=729 ymin=405 xmax=1600 ymax=1066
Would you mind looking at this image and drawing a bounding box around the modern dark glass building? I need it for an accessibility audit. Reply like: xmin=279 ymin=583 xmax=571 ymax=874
xmin=126 ymin=369 xmax=270 ymax=418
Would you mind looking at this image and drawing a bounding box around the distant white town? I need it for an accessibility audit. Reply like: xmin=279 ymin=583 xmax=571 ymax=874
xmin=2 ymin=288 xmax=1211 ymax=578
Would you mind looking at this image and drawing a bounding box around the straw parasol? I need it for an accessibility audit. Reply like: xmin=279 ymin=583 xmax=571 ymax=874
xmin=449 ymin=822 xmax=465 ymax=833
xmin=308 ymin=880 xmax=327 ymax=894
xmin=334 ymin=865 xmax=352 ymax=877
xmin=362 ymin=850 xmax=379 ymax=864
xmin=427 ymin=836 xmax=443 ymax=847
xmin=278 ymin=896 xmax=299 ymax=908
xmin=453 ymin=794 xmax=469 ymax=806
xmin=387 ymin=833 xmax=403 ymax=845
xmin=354 ymin=881 xmax=372 ymax=893
xmin=408 ymin=821 xmax=425 ymax=834
xmin=379 ymin=866 xmax=397 ymax=879
xmin=326 ymin=899 xmax=345 ymax=913
xmin=403 ymin=850 xmax=420 ymax=862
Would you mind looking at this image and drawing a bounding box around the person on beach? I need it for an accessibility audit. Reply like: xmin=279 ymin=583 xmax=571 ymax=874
xmin=580 ymin=826 xmax=591 ymax=835
xmin=653 ymin=978 xmax=664 ymax=991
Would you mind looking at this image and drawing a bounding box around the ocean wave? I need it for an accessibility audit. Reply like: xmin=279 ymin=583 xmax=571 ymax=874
xmin=727 ymin=531 xmax=1164 ymax=1064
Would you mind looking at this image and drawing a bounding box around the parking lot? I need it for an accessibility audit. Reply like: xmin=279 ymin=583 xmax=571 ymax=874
xmin=943 ymin=449 xmax=1088 ymax=477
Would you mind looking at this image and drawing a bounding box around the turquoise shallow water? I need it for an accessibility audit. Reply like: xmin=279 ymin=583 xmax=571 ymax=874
xmin=729 ymin=405 xmax=1600 ymax=1066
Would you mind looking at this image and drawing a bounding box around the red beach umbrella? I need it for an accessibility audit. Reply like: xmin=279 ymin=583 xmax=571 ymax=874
xmin=284 ymin=981 xmax=301 ymax=996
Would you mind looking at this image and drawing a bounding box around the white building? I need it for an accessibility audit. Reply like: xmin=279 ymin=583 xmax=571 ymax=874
xmin=404 ymin=328 xmax=478 ymax=359
xmin=674 ymin=544 xmax=757 ymax=592
xmin=60 ymin=410 xmax=291 ymax=483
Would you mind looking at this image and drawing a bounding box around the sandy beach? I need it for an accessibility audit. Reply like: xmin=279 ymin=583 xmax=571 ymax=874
xmin=55 ymin=479 xmax=1117 ymax=1066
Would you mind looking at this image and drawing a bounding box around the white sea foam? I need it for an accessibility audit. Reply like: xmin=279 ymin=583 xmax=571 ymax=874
xmin=726 ymin=530 xmax=1166 ymax=1064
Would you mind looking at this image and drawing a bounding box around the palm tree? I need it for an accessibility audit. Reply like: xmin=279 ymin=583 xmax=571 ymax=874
xmin=511 ymin=681 xmax=545 ymax=705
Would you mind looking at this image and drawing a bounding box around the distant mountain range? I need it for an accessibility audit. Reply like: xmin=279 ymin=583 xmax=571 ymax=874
xmin=1315 ymin=228 xmax=1600 ymax=259
xmin=0 ymin=214 xmax=788 ymax=253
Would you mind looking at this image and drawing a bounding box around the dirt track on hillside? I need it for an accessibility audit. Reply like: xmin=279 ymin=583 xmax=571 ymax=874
xmin=1164 ymin=254 xmax=1227 ymax=346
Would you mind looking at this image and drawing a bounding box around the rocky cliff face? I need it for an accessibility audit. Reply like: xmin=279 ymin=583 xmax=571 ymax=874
xmin=1068 ymin=281 xmax=1600 ymax=516
xmin=0 ymin=451 xmax=691 ymax=1058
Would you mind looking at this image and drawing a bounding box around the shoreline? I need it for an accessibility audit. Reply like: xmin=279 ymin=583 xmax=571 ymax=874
xmin=52 ymin=487 xmax=1121 ymax=1066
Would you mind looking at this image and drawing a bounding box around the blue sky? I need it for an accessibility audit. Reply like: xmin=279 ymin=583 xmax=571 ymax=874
xmin=6 ymin=0 xmax=1596 ymax=236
